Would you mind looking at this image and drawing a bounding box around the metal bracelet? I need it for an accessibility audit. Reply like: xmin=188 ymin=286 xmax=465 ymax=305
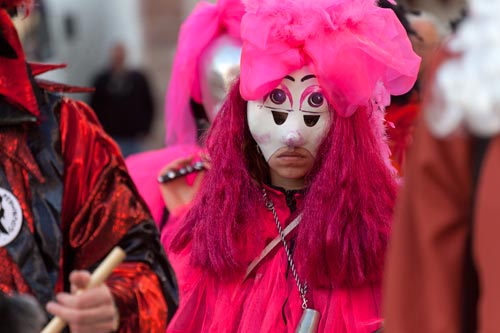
xmin=157 ymin=161 xmax=205 ymax=183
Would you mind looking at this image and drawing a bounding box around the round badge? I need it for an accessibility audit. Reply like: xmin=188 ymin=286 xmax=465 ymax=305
xmin=0 ymin=187 xmax=23 ymax=247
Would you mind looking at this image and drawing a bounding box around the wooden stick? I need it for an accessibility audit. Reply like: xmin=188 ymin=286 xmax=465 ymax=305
xmin=41 ymin=247 xmax=127 ymax=333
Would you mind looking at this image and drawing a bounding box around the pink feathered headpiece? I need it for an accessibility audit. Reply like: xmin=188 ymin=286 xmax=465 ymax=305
xmin=165 ymin=0 xmax=245 ymax=146
xmin=240 ymin=0 xmax=420 ymax=117
xmin=171 ymin=0 xmax=420 ymax=289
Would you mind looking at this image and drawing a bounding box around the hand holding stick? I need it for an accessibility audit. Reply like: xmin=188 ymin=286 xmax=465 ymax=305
xmin=40 ymin=247 xmax=126 ymax=333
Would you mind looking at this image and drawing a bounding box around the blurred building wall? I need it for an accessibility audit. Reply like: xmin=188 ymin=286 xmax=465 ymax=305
xmin=139 ymin=0 xmax=210 ymax=149
xmin=139 ymin=0 xmax=183 ymax=149
xmin=30 ymin=0 xmax=144 ymax=92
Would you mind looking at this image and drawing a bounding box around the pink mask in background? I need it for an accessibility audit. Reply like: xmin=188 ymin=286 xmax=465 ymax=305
xmin=164 ymin=0 xmax=245 ymax=146
xmin=199 ymin=34 xmax=242 ymax=122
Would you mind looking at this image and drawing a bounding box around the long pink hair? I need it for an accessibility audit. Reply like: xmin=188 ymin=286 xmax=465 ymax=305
xmin=171 ymin=79 xmax=396 ymax=287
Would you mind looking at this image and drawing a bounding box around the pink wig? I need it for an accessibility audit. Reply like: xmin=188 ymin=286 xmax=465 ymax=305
xmin=296 ymin=105 xmax=396 ymax=287
xmin=171 ymin=81 xmax=263 ymax=275
xmin=172 ymin=0 xmax=416 ymax=287
xmin=172 ymin=80 xmax=397 ymax=287
xmin=164 ymin=0 xmax=244 ymax=146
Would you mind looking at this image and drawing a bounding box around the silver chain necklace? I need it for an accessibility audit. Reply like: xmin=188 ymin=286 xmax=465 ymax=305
xmin=262 ymin=187 xmax=309 ymax=309
xmin=262 ymin=188 xmax=321 ymax=332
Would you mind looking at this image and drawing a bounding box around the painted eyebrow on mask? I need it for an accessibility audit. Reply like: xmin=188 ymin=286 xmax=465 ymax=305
xmin=301 ymin=74 xmax=316 ymax=82
xmin=284 ymin=75 xmax=295 ymax=82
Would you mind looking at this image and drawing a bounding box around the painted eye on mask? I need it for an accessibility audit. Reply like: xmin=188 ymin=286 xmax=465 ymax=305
xmin=270 ymin=88 xmax=287 ymax=105
xmin=300 ymin=90 xmax=328 ymax=127
xmin=308 ymin=92 xmax=324 ymax=108
xmin=301 ymin=89 xmax=328 ymax=115
xmin=263 ymin=87 xmax=292 ymax=112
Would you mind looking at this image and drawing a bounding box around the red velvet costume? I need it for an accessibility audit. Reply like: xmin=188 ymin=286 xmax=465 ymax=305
xmin=0 ymin=9 xmax=177 ymax=332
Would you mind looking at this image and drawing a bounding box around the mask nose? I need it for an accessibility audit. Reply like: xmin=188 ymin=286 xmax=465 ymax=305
xmin=283 ymin=130 xmax=304 ymax=147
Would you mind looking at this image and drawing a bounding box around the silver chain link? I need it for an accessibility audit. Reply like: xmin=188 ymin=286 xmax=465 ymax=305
xmin=262 ymin=188 xmax=309 ymax=310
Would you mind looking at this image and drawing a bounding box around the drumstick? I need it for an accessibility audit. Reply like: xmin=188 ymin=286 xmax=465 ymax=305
xmin=41 ymin=247 xmax=127 ymax=333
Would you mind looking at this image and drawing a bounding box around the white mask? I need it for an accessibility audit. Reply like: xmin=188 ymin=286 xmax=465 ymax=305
xmin=247 ymin=67 xmax=331 ymax=161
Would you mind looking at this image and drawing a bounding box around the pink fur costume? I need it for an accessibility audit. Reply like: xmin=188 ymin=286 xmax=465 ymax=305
xmin=167 ymin=0 xmax=420 ymax=332
xmin=126 ymin=0 xmax=245 ymax=226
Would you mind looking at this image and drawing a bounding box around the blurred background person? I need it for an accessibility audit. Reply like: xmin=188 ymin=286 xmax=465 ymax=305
xmin=11 ymin=0 xmax=165 ymax=153
xmin=378 ymin=0 xmax=422 ymax=175
xmin=126 ymin=0 xmax=244 ymax=235
xmin=407 ymin=10 xmax=450 ymax=84
xmin=90 ymin=42 xmax=154 ymax=157
xmin=404 ymin=0 xmax=466 ymax=22
xmin=384 ymin=6 xmax=449 ymax=174
xmin=384 ymin=0 xmax=500 ymax=332
xmin=11 ymin=0 xmax=145 ymax=99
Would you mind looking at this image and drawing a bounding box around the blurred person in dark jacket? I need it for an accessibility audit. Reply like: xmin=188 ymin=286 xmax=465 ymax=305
xmin=90 ymin=42 xmax=154 ymax=157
